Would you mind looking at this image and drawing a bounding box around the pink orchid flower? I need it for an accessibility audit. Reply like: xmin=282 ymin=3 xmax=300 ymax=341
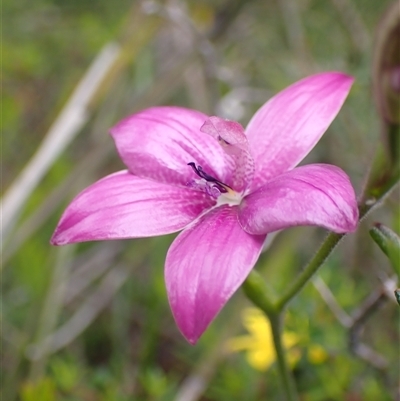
xmin=51 ymin=72 xmax=358 ymax=344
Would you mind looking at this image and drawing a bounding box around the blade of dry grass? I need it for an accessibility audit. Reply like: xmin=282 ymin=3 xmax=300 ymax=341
xmin=330 ymin=0 xmax=370 ymax=53
xmin=27 ymin=245 xmax=76 ymax=381
xmin=1 ymin=43 xmax=121 ymax=240
xmin=26 ymin=263 xmax=132 ymax=360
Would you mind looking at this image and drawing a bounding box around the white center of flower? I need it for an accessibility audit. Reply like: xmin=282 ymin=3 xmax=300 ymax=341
xmin=216 ymin=189 xmax=243 ymax=207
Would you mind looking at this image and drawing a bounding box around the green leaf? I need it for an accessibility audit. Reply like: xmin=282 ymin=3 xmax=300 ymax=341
xmin=369 ymin=223 xmax=400 ymax=276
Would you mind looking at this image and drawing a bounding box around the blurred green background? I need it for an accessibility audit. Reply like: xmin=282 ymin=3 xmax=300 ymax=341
xmin=2 ymin=0 xmax=399 ymax=400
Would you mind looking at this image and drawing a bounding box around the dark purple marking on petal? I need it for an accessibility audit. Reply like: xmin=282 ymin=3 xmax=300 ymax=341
xmin=187 ymin=162 xmax=231 ymax=194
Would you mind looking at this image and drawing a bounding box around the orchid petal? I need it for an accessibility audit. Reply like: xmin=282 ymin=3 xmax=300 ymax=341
xmin=201 ymin=116 xmax=254 ymax=192
xmin=165 ymin=206 xmax=266 ymax=344
xmin=110 ymin=106 xmax=233 ymax=187
xmin=238 ymin=164 xmax=358 ymax=235
xmin=245 ymin=72 xmax=354 ymax=190
xmin=51 ymin=171 xmax=214 ymax=245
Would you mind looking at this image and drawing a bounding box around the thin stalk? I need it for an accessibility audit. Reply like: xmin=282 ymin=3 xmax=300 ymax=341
xmin=269 ymin=312 xmax=299 ymax=401
xmin=243 ymin=274 xmax=299 ymax=401
xmin=276 ymin=233 xmax=343 ymax=310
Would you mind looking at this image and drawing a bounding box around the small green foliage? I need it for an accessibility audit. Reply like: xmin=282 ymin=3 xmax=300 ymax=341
xmin=139 ymin=368 xmax=169 ymax=398
xmin=370 ymin=223 xmax=400 ymax=276
xmin=49 ymin=357 xmax=81 ymax=392
xmin=20 ymin=378 xmax=57 ymax=401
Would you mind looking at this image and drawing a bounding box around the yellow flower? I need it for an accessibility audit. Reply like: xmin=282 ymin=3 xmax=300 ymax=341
xmin=307 ymin=344 xmax=328 ymax=365
xmin=225 ymin=308 xmax=300 ymax=371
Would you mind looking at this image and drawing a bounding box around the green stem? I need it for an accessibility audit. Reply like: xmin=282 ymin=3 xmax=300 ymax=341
xmin=269 ymin=312 xmax=299 ymax=401
xmin=243 ymin=273 xmax=299 ymax=401
xmin=243 ymin=270 xmax=277 ymax=315
xmin=276 ymin=233 xmax=343 ymax=310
